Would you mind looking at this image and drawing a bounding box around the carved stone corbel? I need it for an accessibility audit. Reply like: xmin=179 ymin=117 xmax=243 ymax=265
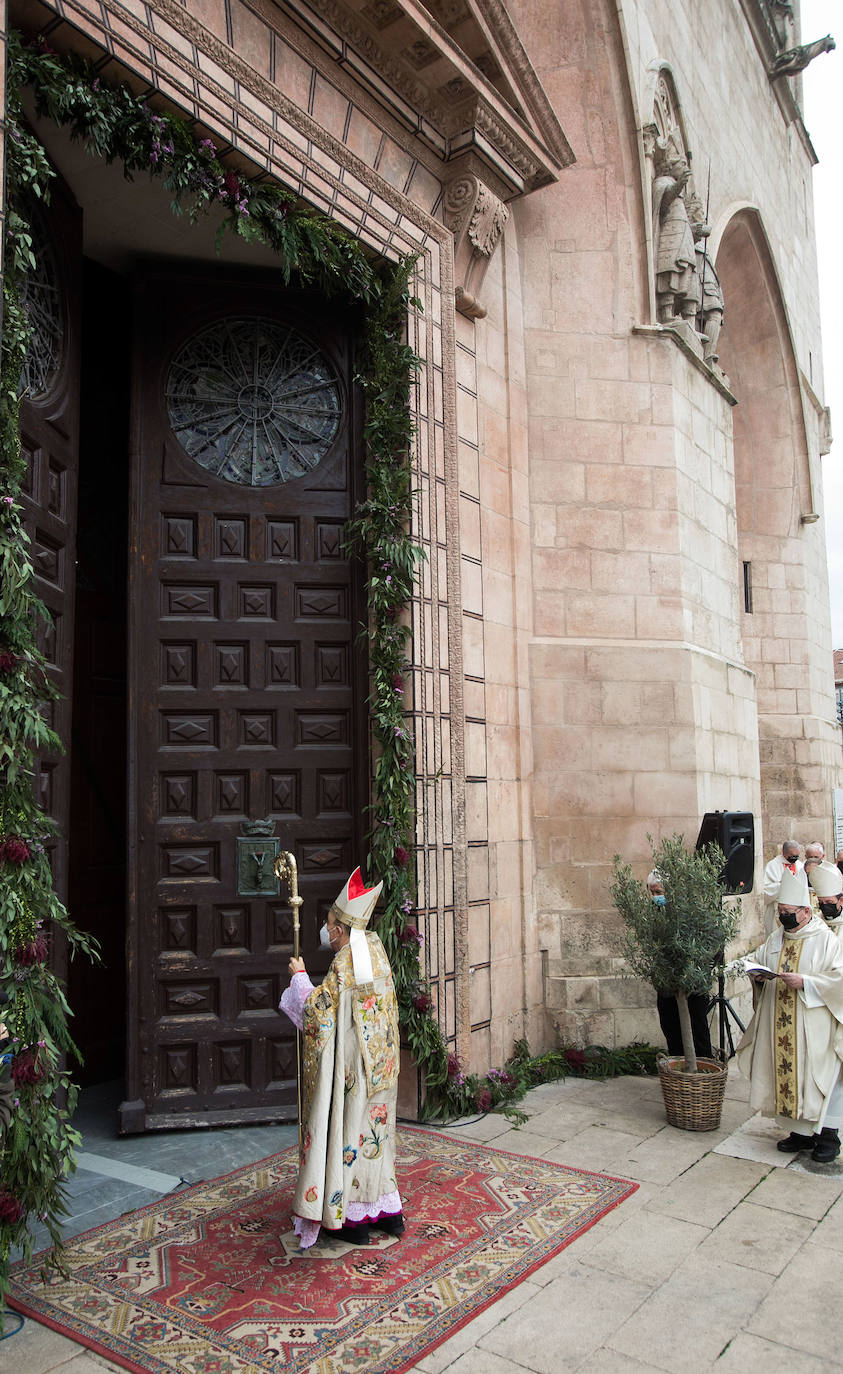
xmin=444 ymin=172 xmax=509 ymax=320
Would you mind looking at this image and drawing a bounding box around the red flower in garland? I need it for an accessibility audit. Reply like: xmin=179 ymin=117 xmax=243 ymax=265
xmin=476 ymin=1087 xmax=493 ymax=1112
xmin=447 ymin=1052 xmax=461 ymax=1080
xmin=15 ymin=933 xmax=49 ymax=966
xmin=564 ymin=1048 xmax=586 ymax=1071
xmin=223 ymin=169 xmax=241 ymax=199
xmin=0 ymin=1187 xmax=23 ymax=1225
xmin=412 ymin=991 xmax=431 ymax=1013
xmin=394 ymin=845 xmax=409 ymax=869
xmin=0 ymin=837 xmax=30 ymax=865
xmin=392 ymin=673 xmax=405 ymax=693
xmin=398 ymin=924 xmax=422 ymax=947
xmin=12 ymin=1047 xmax=49 ymax=1087
xmin=0 ymin=649 xmax=20 ymax=674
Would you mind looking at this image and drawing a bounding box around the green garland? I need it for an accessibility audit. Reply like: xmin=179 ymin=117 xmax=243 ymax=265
xmin=0 ymin=31 xmax=457 ymax=1304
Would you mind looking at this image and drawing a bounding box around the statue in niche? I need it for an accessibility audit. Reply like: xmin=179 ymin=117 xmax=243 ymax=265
xmin=686 ymin=193 xmax=724 ymax=364
xmin=652 ymin=135 xmax=698 ymax=326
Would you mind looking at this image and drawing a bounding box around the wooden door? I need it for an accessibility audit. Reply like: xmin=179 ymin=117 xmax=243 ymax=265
xmin=18 ymin=183 xmax=82 ymax=921
xmin=121 ymin=268 xmax=365 ymax=1132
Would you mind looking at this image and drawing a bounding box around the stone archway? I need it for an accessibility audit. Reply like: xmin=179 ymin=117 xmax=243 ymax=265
xmin=716 ymin=208 xmax=839 ymax=852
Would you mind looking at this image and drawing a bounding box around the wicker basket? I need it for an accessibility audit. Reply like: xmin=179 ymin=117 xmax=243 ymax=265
xmin=657 ymin=1055 xmax=728 ymax=1131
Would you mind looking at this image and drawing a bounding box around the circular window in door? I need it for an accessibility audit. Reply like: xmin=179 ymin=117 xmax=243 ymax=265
xmin=166 ymin=317 xmax=343 ymax=486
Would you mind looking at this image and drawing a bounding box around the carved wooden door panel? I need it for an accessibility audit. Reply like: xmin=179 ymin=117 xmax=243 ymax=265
xmin=18 ymin=183 xmax=82 ymax=924
xmin=122 ymin=269 xmax=365 ymax=1132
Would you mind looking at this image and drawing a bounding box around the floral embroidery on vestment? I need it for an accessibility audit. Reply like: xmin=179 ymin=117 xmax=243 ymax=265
xmin=774 ymin=937 xmax=803 ymax=1117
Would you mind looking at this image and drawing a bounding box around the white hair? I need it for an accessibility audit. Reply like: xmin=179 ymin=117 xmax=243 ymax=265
xmin=646 ymin=870 xmax=663 ymax=888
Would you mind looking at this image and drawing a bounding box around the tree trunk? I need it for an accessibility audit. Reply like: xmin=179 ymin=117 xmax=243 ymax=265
xmin=676 ymin=991 xmax=697 ymax=1072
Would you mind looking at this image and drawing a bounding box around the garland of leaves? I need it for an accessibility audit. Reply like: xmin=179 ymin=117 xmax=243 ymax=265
xmin=0 ymin=30 xmax=572 ymax=1300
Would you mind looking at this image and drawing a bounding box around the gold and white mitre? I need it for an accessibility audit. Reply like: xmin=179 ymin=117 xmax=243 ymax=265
xmin=332 ymin=867 xmax=383 ymax=987
xmin=808 ymin=861 xmax=843 ymax=899
xmin=778 ymin=865 xmax=811 ymax=907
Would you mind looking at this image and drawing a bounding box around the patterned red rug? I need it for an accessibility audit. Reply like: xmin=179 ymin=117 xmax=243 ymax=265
xmin=8 ymin=1126 xmax=636 ymax=1374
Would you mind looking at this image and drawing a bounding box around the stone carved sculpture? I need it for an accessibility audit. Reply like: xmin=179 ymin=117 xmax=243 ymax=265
xmin=445 ymin=171 xmax=509 ymax=318
xmin=646 ymin=77 xmax=725 ymax=368
xmin=651 ymin=134 xmax=698 ymax=326
xmin=769 ymin=34 xmax=835 ymax=78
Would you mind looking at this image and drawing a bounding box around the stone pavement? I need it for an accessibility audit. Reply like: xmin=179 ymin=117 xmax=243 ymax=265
xmin=6 ymin=1067 xmax=843 ymax=1373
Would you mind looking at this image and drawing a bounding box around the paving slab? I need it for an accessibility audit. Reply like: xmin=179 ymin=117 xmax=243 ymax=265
xmin=695 ymin=1197 xmax=815 ymax=1273
xmin=643 ymin=1151 xmax=769 ymax=1227
xmin=745 ymin=1242 xmax=843 ymax=1362
xmin=511 ymin=1103 xmax=602 ymax=1141
xmin=416 ymin=1348 xmax=532 ymax=1374
xmin=604 ymin=1252 xmax=773 ymax=1370
xmin=542 ymin=1125 xmax=649 ymax=1173
xmin=0 ymin=1314 xmax=88 ymax=1374
xmin=805 ymin=1189 xmax=843 ymax=1251
xmin=477 ymin=1263 xmax=652 ymax=1373
xmin=715 ymin=1332 xmax=831 ymax=1373
xmin=411 ymin=1279 xmax=543 ymax=1374
xmin=577 ymin=1207 xmax=709 ymax=1287
xmin=523 ymin=1182 xmax=659 ymax=1280
xmin=748 ymin=1161 xmax=843 ymax=1219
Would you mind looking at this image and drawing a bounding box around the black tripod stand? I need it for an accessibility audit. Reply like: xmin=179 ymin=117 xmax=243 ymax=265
xmin=706 ymin=967 xmax=746 ymax=1060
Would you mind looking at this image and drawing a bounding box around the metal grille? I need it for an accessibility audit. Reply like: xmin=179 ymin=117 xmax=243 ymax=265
xmin=166 ymin=318 xmax=343 ymax=486
xmin=19 ymin=208 xmax=64 ymax=401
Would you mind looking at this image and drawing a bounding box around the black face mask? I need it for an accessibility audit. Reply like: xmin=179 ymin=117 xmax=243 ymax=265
xmin=819 ymin=902 xmax=841 ymax=922
xmin=778 ymin=910 xmax=801 ymax=932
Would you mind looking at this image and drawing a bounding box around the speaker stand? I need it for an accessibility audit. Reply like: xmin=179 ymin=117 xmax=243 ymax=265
xmin=706 ymin=969 xmax=746 ymax=1060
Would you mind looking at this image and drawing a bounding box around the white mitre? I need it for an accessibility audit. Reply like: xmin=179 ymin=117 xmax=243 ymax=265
xmin=778 ymin=866 xmax=811 ymax=907
xmin=808 ymin=861 xmax=843 ymax=899
xmin=331 ymin=867 xmax=384 ymax=988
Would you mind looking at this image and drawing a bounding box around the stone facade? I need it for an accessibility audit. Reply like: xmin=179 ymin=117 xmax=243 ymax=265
xmin=7 ymin=0 xmax=841 ymax=1081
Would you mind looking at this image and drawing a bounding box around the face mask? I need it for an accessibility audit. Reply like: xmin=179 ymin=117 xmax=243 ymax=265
xmin=319 ymin=923 xmax=334 ymax=949
xmin=819 ymin=903 xmax=841 ymax=921
xmin=778 ymin=910 xmax=800 ymax=932
xmin=651 ymin=895 xmax=666 ymax=907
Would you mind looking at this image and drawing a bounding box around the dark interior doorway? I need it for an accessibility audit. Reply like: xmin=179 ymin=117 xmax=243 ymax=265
xmin=67 ymin=258 xmax=130 ymax=1087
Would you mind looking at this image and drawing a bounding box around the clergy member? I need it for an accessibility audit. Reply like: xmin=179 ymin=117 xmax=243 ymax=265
xmin=279 ymin=866 xmax=403 ymax=1247
xmin=762 ymin=839 xmax=803 ymax=933
xmin=809 ymin=861 xmax=843 ymax=940
xmin=734 ymin=866 xmax=843 ymax=1164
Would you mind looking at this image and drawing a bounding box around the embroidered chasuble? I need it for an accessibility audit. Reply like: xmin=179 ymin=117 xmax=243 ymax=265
xmin=736 ymin=915 xmax=843 ymax=1125
xmin=773 ymin=938 xmax=802 ymax=1117
xmin=280 ymin=929 xmax=401 ymax=1246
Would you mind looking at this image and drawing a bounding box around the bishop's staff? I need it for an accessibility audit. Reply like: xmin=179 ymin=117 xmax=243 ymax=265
xmin=274 ymin=850 xmax=303 ymax=1145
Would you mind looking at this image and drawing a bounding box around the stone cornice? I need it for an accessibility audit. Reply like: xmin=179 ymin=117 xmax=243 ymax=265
xmin=276 ymin=0 xmax=572 ymax=197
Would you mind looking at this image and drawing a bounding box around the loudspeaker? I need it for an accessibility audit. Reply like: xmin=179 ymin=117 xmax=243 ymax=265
xmin=695 ymin=811 xmax=755 ymax=894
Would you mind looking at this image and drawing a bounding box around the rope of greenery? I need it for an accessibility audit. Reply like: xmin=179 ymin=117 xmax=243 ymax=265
xmin=0 ymin=31 xmax=459 ymax=1304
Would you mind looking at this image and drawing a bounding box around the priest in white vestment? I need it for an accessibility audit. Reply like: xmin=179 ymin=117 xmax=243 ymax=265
xmin=762 ymin=840 xmax=803 ymax=933
xmin=279 ymin=867 xmax=403 ymax=1247
xmin=734 ymin=866 xmax=843 ymax=1164
xmin=809 ymin=861 xmax=843 ymax=941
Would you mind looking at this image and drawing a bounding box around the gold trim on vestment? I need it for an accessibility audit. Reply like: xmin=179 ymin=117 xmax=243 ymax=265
xmin=330 ymin=901 xmax=374 ymax=930
xmin=774 ymin=937 xmax=803 ymax=1118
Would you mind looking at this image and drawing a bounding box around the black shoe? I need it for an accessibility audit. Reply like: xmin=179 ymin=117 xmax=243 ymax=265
xmin=776 ymin=1131 xmax=816 ymax=1153
xmin=811 ymin=1128 xmax=840 ymax=1164
xmin=335 ymin=1223 xmax=370 ymax=1245
xmin=373 ymin=1213 xmax=405 ymax=1236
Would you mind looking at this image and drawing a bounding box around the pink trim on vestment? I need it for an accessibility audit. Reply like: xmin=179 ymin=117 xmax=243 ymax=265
xmin=293 ymin=1190 xmax=403 ymax=1250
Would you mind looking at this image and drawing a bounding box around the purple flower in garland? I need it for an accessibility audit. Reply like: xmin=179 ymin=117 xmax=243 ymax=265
xmin=400 ymin=894 xmax=413 ymax=915
xmin=2 ymin=495 xmax=14 ymax=506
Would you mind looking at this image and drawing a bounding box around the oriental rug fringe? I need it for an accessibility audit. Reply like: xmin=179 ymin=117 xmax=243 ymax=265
xmin=8 ymin=1126 xmax=637 ymax=1374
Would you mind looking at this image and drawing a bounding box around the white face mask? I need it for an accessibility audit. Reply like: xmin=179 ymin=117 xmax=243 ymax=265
xmin=319 ymin=923 xmax=333 ymax=949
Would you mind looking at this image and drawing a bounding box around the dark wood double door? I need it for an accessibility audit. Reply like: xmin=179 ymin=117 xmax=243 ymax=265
xmin=126 ymin=269 xmax=367 ymax=1131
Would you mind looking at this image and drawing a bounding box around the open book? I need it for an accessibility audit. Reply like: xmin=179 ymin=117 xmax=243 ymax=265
xmin=742 ymin=960 xmax=780 ymax=980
